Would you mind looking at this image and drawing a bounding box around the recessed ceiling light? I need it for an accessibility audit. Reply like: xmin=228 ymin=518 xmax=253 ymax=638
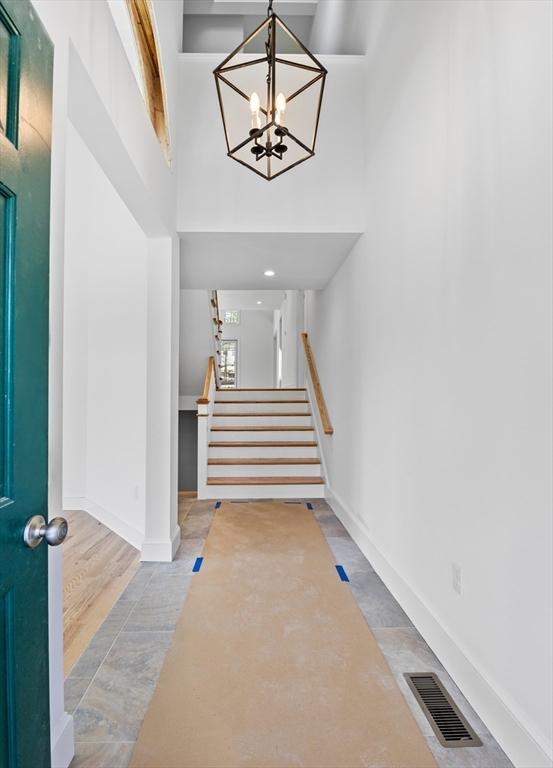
xmin=257 ymin=300 xmax=262 ymax=305
xmin=264 ymin=270 xmax=275 ymax=277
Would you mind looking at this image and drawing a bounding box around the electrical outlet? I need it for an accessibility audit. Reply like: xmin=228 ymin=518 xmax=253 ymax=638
xmin=452 ymin=563 xmax=462 ymax=595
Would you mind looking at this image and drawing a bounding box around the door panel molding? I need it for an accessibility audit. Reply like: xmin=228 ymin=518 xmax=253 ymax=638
xmin=0 ymin=1 xmax=20 ymax=147
xmin=0 ymin=181 xmax=15 ymax=506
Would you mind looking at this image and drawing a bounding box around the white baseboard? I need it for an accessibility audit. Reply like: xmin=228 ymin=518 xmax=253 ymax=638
xmin=63 ymin=496 xmax=142 ymax=551
xmin=63 ymin=498 xmax=183 ymax=562
xmin=325 ymin=487 xmax=552 ymax=768
xmin=141 ymin=524 xmax=181 ymax=562
xmin=171 ymin=523 xmax=182 ymax=558
xmin=51 ymin=711 xmax=74 ymax=768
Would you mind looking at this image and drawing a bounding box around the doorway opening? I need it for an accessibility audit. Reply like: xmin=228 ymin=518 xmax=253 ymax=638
xmin=220 ymin=338 xmax=238 ymax=388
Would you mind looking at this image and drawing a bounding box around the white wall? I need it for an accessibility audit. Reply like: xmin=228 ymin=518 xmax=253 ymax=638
xmin=306 ymin=3 xmax=553 ymax=767
xmin=179 ymin=288 xmax=214 ymax=398
xmin=223 ymin=310 xmax=274 ymax=388
xmin=308 ymin=0 xmax=371 ymax=55
xmin=152 ymin=0 xmax=182 ymax=164
xmin=63 ymin=122 xmax=148 ymax=546
xmin=277 ymin=290 xmax=302 ymax=388
xmin=106 ymin=0 xmax=146 ymax=99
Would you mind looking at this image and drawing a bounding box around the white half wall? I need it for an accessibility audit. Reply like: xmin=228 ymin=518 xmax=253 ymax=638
xmin=306 ymin=2 xmax=553 ymax=767
xmin=179 ymin=289 xmax=214 ymax=398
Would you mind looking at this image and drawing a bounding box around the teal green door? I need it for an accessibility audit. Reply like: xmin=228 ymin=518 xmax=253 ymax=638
xmin=0 ymin=1 xmax=53 ymax=766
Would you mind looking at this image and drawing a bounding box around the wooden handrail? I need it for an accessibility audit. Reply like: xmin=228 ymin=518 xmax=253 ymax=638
xmin=301 ymin=333 xmax=333 ymax=435
xmin=197 ymin=356 xmax=215 ymax=405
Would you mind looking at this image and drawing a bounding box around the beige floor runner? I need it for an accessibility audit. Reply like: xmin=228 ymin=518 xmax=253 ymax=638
xmin=130 ymin=502 xmax=437 ymax=768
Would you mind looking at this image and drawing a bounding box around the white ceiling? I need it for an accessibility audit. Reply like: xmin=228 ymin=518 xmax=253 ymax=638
xmin=179 ymin=232 xmax=361 ymax=289
xmin=218 ymin=290 xmax=285 ymax=310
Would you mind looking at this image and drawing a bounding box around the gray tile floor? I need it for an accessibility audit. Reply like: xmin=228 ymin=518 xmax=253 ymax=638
xmin=68 ymin=500 xmax=512 ymax=768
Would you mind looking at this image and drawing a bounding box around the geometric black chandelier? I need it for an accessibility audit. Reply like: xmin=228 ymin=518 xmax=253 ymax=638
xmin=213 ymin=0 xmax=327 ymax=180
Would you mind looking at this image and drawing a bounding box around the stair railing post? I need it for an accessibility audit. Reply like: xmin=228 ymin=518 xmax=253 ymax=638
xmin=197 ymin=357 xmax=216 ymax=499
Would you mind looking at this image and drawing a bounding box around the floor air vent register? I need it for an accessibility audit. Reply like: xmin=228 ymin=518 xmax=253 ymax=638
xmin=404 ymin=673 xmax=482 ymax=748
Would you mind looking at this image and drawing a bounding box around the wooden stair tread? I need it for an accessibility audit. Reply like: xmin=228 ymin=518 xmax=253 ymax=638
xmin=207 ymin=476 xmax=325 ymax=485
xmin=211 ymin=426 xmax=314 ymax=432
xmin=213 ymin=412 xmax=311 ymax=417
xmin=214 ymin=400 xmax=307 ymax=404
xmin=209 ymin=441 xmax=318 ymax=447
xmin=218 ymin=387 xmax=306 ymax=392
xmin=208 ymin=458 xmax=321 ymax=465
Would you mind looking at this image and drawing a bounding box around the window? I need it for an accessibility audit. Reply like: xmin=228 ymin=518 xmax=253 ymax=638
xmin=220 ymin=340 xmax=238 ymax=389
xmin=223 ymin=310 xmax=240 ymax=325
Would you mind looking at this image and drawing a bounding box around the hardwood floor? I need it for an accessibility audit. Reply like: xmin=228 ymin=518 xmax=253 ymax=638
xmin=63 ymin=510 xmax=140 ymax=676
xmin=63 ymin=494 xmax=196 ymax=675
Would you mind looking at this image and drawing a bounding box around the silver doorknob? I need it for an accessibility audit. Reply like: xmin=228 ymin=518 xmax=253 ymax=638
xmin=24 ymin=515 xmax=69 ymax=549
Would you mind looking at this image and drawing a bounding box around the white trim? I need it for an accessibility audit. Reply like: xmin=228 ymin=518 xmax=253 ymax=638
xmin=50 ymin=711 xmax=74 ymax=768
xmin=325 ymin=487 xmax=553 ymax=768
xmin=303 ymin=369 xmax=330 ymax=484
xmin=171 ymin=523 xmax=181 ymax=558
xmin=63 ymin=496 xmax=142 ymax=551
xmin=141 ymin=524 xmax=181 ymax=562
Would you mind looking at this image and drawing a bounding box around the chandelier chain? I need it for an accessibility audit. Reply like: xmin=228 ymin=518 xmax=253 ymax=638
xmin=267 ymin=0 xmax=273 ymax=17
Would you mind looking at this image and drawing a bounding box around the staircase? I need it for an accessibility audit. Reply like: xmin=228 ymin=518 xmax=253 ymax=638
xmin=201 ymin=387 xmax=325 ymax=499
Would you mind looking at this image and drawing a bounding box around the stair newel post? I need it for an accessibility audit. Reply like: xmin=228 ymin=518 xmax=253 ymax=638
xmin=197 ymin=357 xmax=216 ymax=499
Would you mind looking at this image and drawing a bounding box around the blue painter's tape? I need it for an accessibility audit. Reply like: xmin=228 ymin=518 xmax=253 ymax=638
xmin=335 ymin=565 xmax=349 ymax=582
xmin=192 ymin=557 xmax=204 ymax=573
xmin=306 ymin=502 xmax=313 ymax=510
xmin=214 ymin=501 xmax=222 ymax=509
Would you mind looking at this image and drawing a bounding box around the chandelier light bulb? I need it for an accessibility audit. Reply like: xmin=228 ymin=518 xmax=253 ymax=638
xmin=249 ymin=91 xmax=261 ymax=131
xmin=250 ymin=92 xmax=260 ymax=114
xmin=275 ymin=92 xmax=286 ymax=126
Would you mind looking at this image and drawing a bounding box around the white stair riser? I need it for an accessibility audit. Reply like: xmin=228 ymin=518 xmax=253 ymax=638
xmin=208 ymin=445 xmax=319 ymax=459
xmin=211 ymin=415 xmax=312 ymax=428
xmin=202 ymin=484 xmax=325 ymax=499
xmin=208 ymin=464 xmax=321 ymax=478
xmin=213 ymin=402 xmax=310 ymax=414
xmin=211 ymin=429 xmax=315 ymax=441
xmin=199 ymin=386 xmax=325 ymax=499
xmin=216 ymin=390 xmax=306 ymax=402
